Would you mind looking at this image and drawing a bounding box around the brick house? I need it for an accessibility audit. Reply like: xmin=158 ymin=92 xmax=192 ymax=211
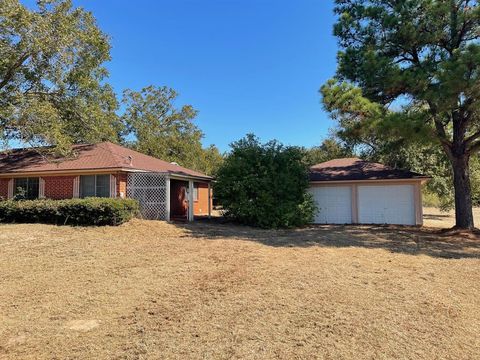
xmin=0 ymin=142 xmax=213 ymax=221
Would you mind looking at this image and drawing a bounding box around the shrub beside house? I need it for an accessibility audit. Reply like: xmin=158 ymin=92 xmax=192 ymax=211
xmin=0 ymin=198 xmax=139 ymax=226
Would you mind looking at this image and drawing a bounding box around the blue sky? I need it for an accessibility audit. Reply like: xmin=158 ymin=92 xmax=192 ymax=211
xmin=27 ymin=0 xmax=339 ymax=152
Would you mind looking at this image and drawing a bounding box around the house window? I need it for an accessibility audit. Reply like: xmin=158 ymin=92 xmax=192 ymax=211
xmin=193 ymin=183 xmax=199 ymax=201
xmin=80 ymin=175 xmax=110 ymax=198
xmin=14 ymin=177 xmax=39 ymax=200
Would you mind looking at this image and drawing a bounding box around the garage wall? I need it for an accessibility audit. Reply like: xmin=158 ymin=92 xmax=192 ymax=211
xmin=309 ymin=180 xmax=423 ymax=225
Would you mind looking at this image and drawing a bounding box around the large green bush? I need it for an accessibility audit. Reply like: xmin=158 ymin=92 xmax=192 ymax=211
xmin=0 ymin=198 xmax=139 ymax=226
xmin=214 ymin=134 xmax=316 ymax=228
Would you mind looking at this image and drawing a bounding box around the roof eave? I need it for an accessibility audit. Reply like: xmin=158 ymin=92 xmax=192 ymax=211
xmin=309 ymin=177 xmax=430 ymax=184
xmin=0 ymin=167 xmax=214 ymax=181
xmin=0 ymin=167 xmax=128 ymax=177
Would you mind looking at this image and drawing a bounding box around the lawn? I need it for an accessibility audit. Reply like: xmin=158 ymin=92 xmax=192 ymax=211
xmin=0 ymin=215 xmax=479 ymax=359
xmin=423 ymin=206 xmax=480 ymax=228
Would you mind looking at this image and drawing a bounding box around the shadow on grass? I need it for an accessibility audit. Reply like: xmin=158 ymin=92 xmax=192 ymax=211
xmin=423 ymin=213 xmax=452 ymax=220
xmin=174 ymin=217 xmax=480 ymax=260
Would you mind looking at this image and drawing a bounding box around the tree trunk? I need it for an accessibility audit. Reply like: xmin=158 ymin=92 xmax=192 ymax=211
xmin=450 ymin=154 xmax=475 ymax=229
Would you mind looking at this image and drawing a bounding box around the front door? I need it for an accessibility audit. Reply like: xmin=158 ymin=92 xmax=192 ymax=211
xmin=170 ymin=181 xmax=189 ymax=218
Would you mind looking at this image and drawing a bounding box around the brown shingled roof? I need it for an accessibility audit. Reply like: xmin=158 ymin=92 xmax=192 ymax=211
xmin=0 ymin=142 xmax=212 ymax=180
xmin=309 ymin=157 xmax=429 ymax=182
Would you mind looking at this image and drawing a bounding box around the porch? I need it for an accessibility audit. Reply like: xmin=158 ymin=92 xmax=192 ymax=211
xmin=126 ymin=172 xmax=212 ymax=221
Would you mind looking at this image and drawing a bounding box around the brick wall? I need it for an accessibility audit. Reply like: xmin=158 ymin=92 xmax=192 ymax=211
xmin=193 ymin=182 xmax=212 ymax=216
xmin=0 ymin=173 xmax=129 ymax=200
xmin=44 ymin=176 xmax=75 ymax=199
xmin=0 ymin=177 xmax=75 ymax=200
xmin=0 ymin=178 xmax=9 ymax=199
xmin=116 ymin=172 xmax=128 ymax=198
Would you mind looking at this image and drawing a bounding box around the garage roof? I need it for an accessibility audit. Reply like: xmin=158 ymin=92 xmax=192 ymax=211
xmin=309 ymin=158 xmax=429 ymax=182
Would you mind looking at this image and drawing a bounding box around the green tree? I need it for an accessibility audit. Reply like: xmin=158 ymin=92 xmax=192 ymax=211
xmin=121 ymin=85 xmax=221 ymax=175
xmin=327 ymin=107 xmax=480 ymax=210
xmin=303 ymin=137 xmax=354 ymax=166
xmin=326 ymin=107 xmax=456 ymax=209
xmin=0 ymin=0 xmax=121 ymax=153
xmin=0 ymin=0 xmax=221 ymax=175
xmin=321 ymin=0 xmax=480 ymax=229
xmin=471 ymin=154 xmax=480 ymax=205
xmin=198 ymin=144 xmax=224 ymax=176
xmin=214 ymin=134 xmax=316 ymax=228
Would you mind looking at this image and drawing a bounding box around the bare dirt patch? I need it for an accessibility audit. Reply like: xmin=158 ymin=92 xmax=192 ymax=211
xmin=66 ymin=320 xmax=100 ymax=332
xmin=0 ymin=220 xmax=479 ymax=359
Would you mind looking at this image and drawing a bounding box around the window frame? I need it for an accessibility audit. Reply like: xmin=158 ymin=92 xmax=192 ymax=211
xmin=79 ymin=174 xmax=111 ymax=198
xmin=14 ymin=177 xmax=40 ymax=200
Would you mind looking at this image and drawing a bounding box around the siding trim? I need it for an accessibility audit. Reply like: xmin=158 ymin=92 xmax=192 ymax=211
xmin=0 ymin=169 xmax=212 ymax=182
xmin=39 ymin=178 xmax=45 ymax=198
xmin=7 ymin=179 xmax=13 ymax=199
xmin=73 ymin=176 xmax=80 ymax=198
xmin=110 ymin=174 xmax=117 ymax=198
xmin=351 ymin=184 xmax=358 ymax=223
xmin=165 ymin=176 xmax=171 ymax=221
xmin=309 ymin=179 xmax=427 ymax=185
xmin=414 ymin=182 xmax=423 ymax=225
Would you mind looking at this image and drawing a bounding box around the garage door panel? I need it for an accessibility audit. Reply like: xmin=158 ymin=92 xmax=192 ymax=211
xmin=358 ymin=185 xmax=415 ymax=225
xmin=309 ymin=186 xmax=352 ymax=224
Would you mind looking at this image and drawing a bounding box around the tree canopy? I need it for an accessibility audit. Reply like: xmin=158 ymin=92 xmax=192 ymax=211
xmin=0 ymin=0 xmax=222 ymax=175
xmin=303 ymin=137 xmax=354 ymax=167
xmin=0 ymin=0 xmax=120 ymax=153
xmin=322 ymin=0 xmax=480 ymax=229
xmin=120 ymin=86 xmax=223 ymax=175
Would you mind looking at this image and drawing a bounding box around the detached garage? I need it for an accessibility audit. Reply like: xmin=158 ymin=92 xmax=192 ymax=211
xmin=308 ymin=158 xmax=429 ymax=226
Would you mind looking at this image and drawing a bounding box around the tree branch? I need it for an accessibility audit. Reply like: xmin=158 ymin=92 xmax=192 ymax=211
xmin=427 ymin=100 xmax=452 ymax=148
xmin=470 ymin=140 xmax=480 ymax=154
xmin=0 ymin=53 xmax=30 ymax=91
xmin=465 ymin=130 xmax=480 ymax=147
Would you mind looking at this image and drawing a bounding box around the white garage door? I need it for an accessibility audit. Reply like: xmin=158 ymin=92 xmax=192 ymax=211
xmin=358 ymin=185 xmax=415 ymax=225
xmin=309 ymin=186 xmax=352 ymax=224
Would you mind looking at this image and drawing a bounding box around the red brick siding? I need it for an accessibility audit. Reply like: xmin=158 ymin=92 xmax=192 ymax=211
xmin=44 ymin=176 xmax=75 ymax=199
xmin=116 ymin=172 xmax=128 ymax=198
xmin=0 ymin=173 xmax=126 ymax=200
xmin=0 ymin=178 xmax=9 ymax=199
xmin=193 ymin=182 xmax=212 ymax=216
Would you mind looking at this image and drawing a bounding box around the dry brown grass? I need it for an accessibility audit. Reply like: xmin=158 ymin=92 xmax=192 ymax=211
xmin=423 ymin=206 xmax=480 ymax=228
xmin=0 ymin=219 xmax=479 ymax=359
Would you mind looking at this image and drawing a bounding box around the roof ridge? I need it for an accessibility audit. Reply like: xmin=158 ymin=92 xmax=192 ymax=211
xmin=310 ymin=157 xmax=362 ymax=169
xmin=95 ymin=142 xmax=127 ymax=168
xmin=103 ymin=141 xmax=188 ymax=169
xmin=99 ymin=141 xmax=210 ymax=177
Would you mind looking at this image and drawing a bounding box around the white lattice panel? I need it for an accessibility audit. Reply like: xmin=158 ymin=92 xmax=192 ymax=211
xmin=127 ymin=173 xmax=167 ymax=220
